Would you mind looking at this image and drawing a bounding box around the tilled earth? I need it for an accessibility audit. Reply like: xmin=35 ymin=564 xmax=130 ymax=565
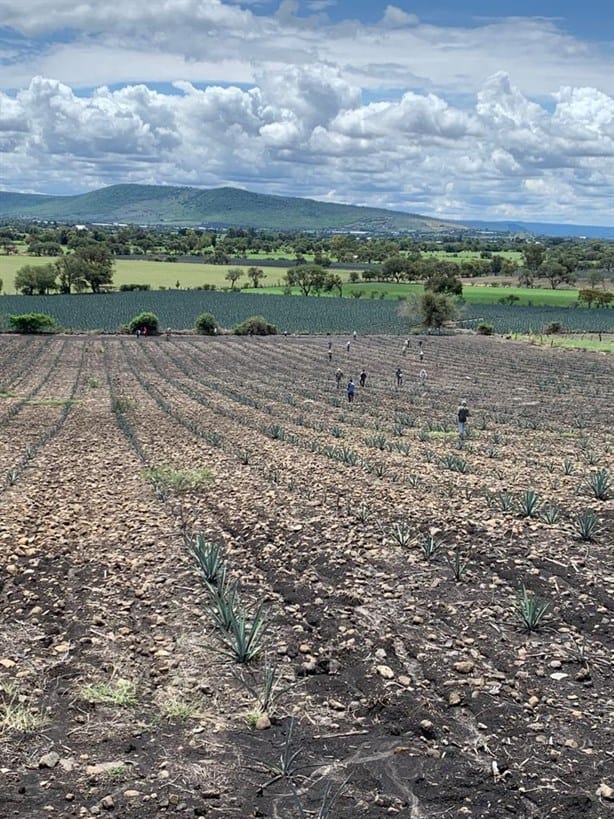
xmin=0 ymin=333 xmax=612 ymax=819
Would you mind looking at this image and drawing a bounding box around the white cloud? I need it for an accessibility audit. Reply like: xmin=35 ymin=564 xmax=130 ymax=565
xmin=0 ymin=2 xmax=613 ymax=223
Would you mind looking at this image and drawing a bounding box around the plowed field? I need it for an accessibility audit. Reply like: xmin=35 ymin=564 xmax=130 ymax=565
xmin=1 ymin=334 xmax=612 ymax=819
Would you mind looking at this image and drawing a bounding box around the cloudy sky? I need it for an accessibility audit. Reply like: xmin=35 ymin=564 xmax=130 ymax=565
xmin=1 ymin=0 xmax=613 ymax=225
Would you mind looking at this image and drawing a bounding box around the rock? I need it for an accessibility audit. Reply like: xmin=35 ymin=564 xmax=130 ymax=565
xmin=123 ymin=790 xmax=141 ymax=799
xmin=101 ymin=794 xmax=115 ymax=810
xmin=454 ymin=660 xmax=474 ymax=674
xmin=86 ymin=761 xmax=126 ymax=776
xmin=597 ymin=783 xmax=613 ymax=801
xmin=39 ymin=751 xmax=60 ymax=769
xmin=59 ymin=757 xmax=77 ymax=772
xmin=254 ymin=714 xmax=271 ymax=730
xmin=0 ymin=658 xmax=16 ymax=668
xmin=376 ymin=665 xmax=394 ymax=679
xmin=448 ymin=690 xmax=462 ymax=706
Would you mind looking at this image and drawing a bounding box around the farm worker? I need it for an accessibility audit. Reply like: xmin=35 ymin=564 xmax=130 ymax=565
xmin=136 ymin=328 xmax=141 ymax=338
xmin=328 ymin=349 xmax=333 ymax=363
xmin=395 ymin=367 xmax=403 ymax=387
xmin=419 ymin=369 xmax=427 ymax=384
xmin=346 ymin=340 xmax=351 ymax=352
xmin=353 ymin=330 xmax=357 ymax=341
xmin=335 ymin=368 xmax=343 ymax=388
xmin=359 ymin=369 xmax=367 ymax=387
xmin=346 ymin=379 xmax=356 ymax=403
xmin=457 ymin=399 xmax=470 ymax=438
xmin=402 ymin=339 xmax=409 ymax=355
xmin=327 ymin=339 xmax=332 ymax=350
xmin=418 ymin=339 xmax=424 ymax=361
xmin=165 ymin=327 xmax=171 ymax=340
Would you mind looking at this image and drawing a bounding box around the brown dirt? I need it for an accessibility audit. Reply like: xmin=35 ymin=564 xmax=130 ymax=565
xmin=0 ymin=333 xmax=612 ymax=819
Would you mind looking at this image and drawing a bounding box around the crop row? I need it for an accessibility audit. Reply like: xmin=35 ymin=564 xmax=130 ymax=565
xmin=0 ymin=291 xmax=612 ymax=333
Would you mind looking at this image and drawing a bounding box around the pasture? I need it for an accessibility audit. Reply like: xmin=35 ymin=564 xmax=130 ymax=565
xmin=0 ymin=334 xmax=612 ymax=818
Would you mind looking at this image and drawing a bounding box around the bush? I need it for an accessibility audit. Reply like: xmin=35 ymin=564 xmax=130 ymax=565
xmin=195 ymin=312 xmax=218 ymax=335
xmin=119 ymin=283 xmax=152 ymax=292
xmin=477 ymin=323 xmax=494 ymax=335
xmin=9 ymin=313 xmax=57 ymax=333
xmin=544 ymin=321 xmax=563 ymax=335
xmin=128 ymin=311 xmax=159 ymax=335
xmin=233 ymin=315 xmax=277 ymax=336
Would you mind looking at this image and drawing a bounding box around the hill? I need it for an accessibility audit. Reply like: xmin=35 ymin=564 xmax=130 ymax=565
xmin=466 ymin=219 xmax=614 ymax=239
xmin=0 ymin=184 xmax=464 ymax=233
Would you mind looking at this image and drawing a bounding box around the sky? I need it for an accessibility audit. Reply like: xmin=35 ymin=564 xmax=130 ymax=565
xmin=0 ymin=1 xmax=613 ymax=226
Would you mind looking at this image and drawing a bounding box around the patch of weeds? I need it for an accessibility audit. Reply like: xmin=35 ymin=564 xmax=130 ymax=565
xmin=572 ymin=510 xmax=599 ymax=542
xmin=79 ymin=678 xmax=138 ymax=707
xmin=87 ymin=376 xmax=100 ymax=388
xmin=514 ymin=586 xmax=551 ymax=632
xmin=143 ymin=465 xmax=212 ymax=493
xmin=0 ymin=695 xmax=48 ymax=734
xmin=111 ymin=396 xmax=135 ymax=414
xmin=158 ymin=690 xmax=203 ymax=721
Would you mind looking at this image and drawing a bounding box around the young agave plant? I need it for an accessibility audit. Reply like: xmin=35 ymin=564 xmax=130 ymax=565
xmin=515 ymin=586 xmax=551 ymax=632
xmin=573 ymin=510 xmax=599 ymax=542
xmin=585 ymin=469 xmax=610 ymax=500
xmin=516 ymin=488 xmax=541 ymax=518
xmin=189 ymin=533 xmax=225 ymax=584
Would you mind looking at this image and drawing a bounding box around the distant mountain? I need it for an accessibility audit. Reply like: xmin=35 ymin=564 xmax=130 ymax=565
xmin=0 ymin=184 xmax=464 ymax=233
xmin=466 ymin=219 xmax=614 ymax=239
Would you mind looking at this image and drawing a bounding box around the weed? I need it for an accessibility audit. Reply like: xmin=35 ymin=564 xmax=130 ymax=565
xmin=111 ymin=396 xmax=134 ymax=414
xmin=0 ymin=698 xmax=48 ymax=734
xmin=514 ymin=586 xmax=550 ymax=632
xmin=87 ymin=376 xmax=100 ymax=388
xmin=79 ymin=678 xmax=138 ymax=707
xmin=144 ymin=465 xmax=212 ymax=493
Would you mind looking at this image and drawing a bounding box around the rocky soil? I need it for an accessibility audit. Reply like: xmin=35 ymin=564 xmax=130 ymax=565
xmin=0 ymin=333 xmax=612 ymax=819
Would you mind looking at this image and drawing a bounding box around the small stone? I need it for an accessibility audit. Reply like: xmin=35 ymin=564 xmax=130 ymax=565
xmin=123 ymin=790 xmax=140 ymax=799
xmin=254 ymin=714 xmax=271 ymax=730
xmin=528 ymin=696 xmax=540 ymax=708
xmin=101 ymin=795 xmax=115 ymax=810
xmin=398 ymin=675 xmax=411 ymax=687
xmin=375 ymin=648 xmax=387 ymax=660
xmin=564 ymin=739 xmax=579 ymax=749
xmin=328 ymin=699 xmax=345 ymax=711
xmin=65 ymin=794 xmax=74 ymax=802
xmin=6 ymin=564 xmax=18 ymax=576
xmin=0 ymin=658 xmax=16 ymax=668
xmin=454 ymin=660 xmax=474 ymax=674
xmin=299 ymin=643 xmax=310 ymax=654
xmin=597 ymin=783 xmax=613 ymax=801
xmin=39 ymin=751 xmax=60 ymax=769
xmin=448 ymin=690 xmax=462 ymax=706
xmin=376 ymin=665 xmax=394 ymax=679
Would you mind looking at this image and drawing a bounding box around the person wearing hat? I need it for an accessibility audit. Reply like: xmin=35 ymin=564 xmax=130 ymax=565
xmin=457 ymin=399 xmax=470 ymax=438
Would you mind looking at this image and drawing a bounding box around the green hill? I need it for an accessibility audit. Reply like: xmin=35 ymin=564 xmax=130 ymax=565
xmin=0 ymin=184 xmax=465 ymax=232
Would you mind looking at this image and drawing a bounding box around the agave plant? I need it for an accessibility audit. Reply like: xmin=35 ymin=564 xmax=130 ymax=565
xmin=514 ymin=586 xmax=550 ymax=632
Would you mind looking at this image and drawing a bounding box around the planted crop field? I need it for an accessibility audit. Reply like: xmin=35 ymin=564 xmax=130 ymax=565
xmin=0 ymin=333 xmax=612 ymax=818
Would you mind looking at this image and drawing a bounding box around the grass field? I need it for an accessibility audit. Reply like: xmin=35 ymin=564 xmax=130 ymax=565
xmin=0 ymin=253 xmax=602 ymax=308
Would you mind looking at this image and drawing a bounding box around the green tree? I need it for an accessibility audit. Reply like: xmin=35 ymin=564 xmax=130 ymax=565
xmin=54 ymin=255 xmax=88 ymax=294
xmin=128 ymin=312 xmax=159 ymax=335
xmin=74 ymin=244 xmax=114 ymax=293
xmin=323 ymin=272 xmax=343 ymax=297
xmin=420 ymin=292 xmax=458 ymax=332
xmin=225 ymin=267 xmax=243 ymax=291
xmin=234 ymin=315 xmax=277 ymax=335
xmin=539 ymin=260 xmax=576 ymax=290
xmin=195 ymin=312 xmax=218 ymax=335
xmin=425 ymin=271 xmax=463 ymax=296
xmin=15 ymin=263 xmax=58 ymax=295
xmin=246 ymin=266 xmax=265 ymax=288
xmin=285 ymin=265 xmax=327 ymax=296
xmin=522 ymin=243 xmax=546 ymax=274
xmin=9 ymin=313 xmax=57 ymax=333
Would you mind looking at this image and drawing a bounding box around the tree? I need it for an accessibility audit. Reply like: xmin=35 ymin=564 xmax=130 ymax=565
xmin=74 ymin=244 xmax=114 ymax=293
xmin=285 ymin=265 xmax=327 ymax=296
xmin=246 ymin=266 xmax=265 ymax=288
xmin=522 ymin=243 xmax=545 ymax=273
xmin=128 ymin=312 xmax=159 ymax=335
xmin=225 ymin=267 xmax=243 ymax=291
xmin=382 ymin=255 xmax=411 ymax=283
xmin=54 ymin=255 xmax=88 ymax=294
xmin=15 ymin=263 xmax=58 ymax=295
xmin=195 ymin=312 xmax=218 ymax=335
xmin=539 ymin=260 xmax=576 ymax=290
xmin=323 ymin=273 xmax=343 ymax=297
xmin=233 ymin=315 xmax=277 ymax=335
xmin=425 ymin=271 xmax=463 ymax=296
xmin=419 ymin=292 xmax=458 ymax=332
xmin=9 ymin=313 xmax=57 ymax=333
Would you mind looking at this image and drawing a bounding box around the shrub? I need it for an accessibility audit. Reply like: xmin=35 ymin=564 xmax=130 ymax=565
xmin=9 ymin=313 xmax=56 ymax=333
xmin=195 ymin=312 xmax=218 ymax=335
xmin=128 ymin=311 xmax=159 ymax=335
xmin=544 ymin=321 xmax=563 ymax=335
xmin=476 ymin=323 xmax=494 ymax=335
xmin=234 ymin=315 xmax=277 ymax=336
xmin=119 ymin=283 xmax=151 ymax=291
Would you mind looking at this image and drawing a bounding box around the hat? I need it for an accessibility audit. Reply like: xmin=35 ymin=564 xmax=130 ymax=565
xmin=461 ymin=399 xmax=467 ymax=405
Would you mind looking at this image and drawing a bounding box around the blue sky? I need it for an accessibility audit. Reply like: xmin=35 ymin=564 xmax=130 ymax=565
xmin=0 ymin=1 xmax=613 ymax=225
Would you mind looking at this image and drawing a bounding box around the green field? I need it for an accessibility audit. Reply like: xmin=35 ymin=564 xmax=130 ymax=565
xmin=0 ymin=253 xmax=596 ymax=308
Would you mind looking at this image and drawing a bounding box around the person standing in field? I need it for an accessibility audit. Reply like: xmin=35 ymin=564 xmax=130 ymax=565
xmin=347 ymin=379 xmax=356 ymax=403
xmin=346 ymin=340 xmax=351 ymax=352
xmin=419 ymin=369 xmax=427 ymax=385
xmin=402 ymin=339 xmax=409 ymax=356
xmin=335 ymin=368 xmax=343 ymax=389
xmin=457 ymin=399 xmax=470 ymax=438
xmin=328 ymin=348 xmax=333 ymax=363
xmin=359 ymin=369 xmax=367 ymax=387
xmin=395 ymin=367 xmax=403 ymax=388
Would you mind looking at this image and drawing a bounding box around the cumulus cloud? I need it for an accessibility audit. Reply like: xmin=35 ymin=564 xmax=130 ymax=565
xmin=0 ymin=1 xmax=613 ymax=222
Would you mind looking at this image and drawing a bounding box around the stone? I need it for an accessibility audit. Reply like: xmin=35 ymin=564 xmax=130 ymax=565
xmin=448 ymin=690 xmax=463 ymax=706
xmin=454 ymin=660 xmax=474 ymax=674
xmin=39 ymin=751 xmax=60 ymax=769
xmin=376 ymin=665 xmax=394 ymax=679
xmin=101 ymin=795 xmax=115 ymax=810
xmin=254 ymin=714 xmax=271 ymax=730
xmin=596 ymin=783 xmax=613 ymax=801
